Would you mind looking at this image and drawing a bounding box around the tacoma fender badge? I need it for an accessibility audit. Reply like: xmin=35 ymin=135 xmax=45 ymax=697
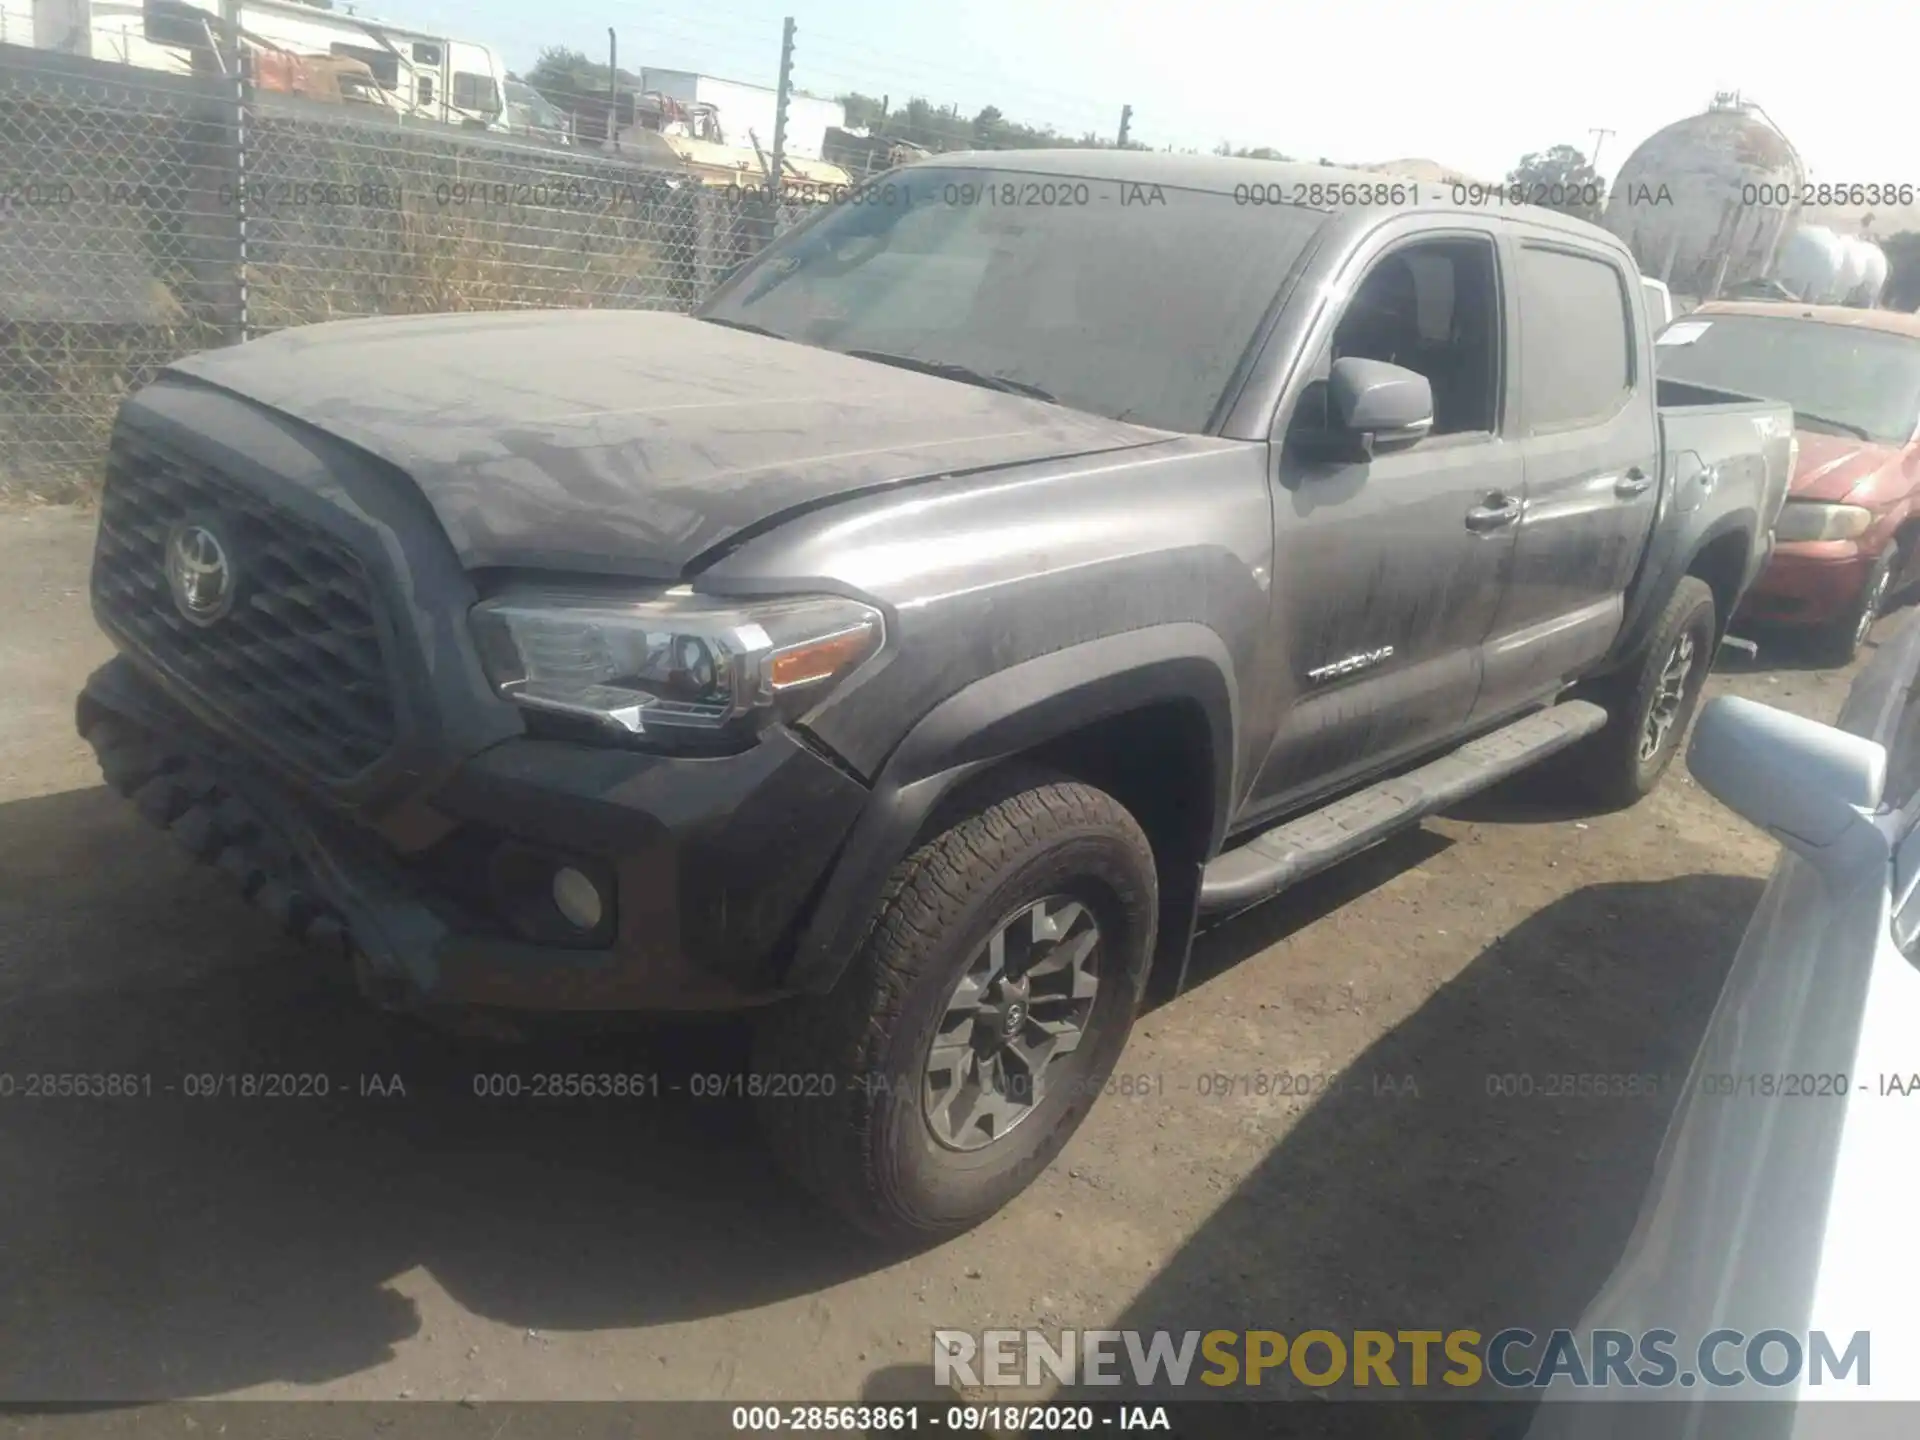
xmin=1307 ymin=645 xmax=1395 ymax=683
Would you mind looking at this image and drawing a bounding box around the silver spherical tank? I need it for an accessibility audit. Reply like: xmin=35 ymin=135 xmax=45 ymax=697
xmin=1846 ymin=239 xmax=1889 ymax=307
xmin=1603 ymin=93 xmax=1804 ymax=301
xmin=1777 ymin=225 xmax=1846 ymax=302
xmin=1832 ymin=237 xmax=1870 ymax=304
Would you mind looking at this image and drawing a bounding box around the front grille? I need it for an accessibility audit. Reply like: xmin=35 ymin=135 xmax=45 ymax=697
xmin=92 ymin=426 xmax=398 ymax=781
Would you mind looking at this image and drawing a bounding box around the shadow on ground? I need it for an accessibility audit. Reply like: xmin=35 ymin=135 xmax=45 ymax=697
xmin=0 ymin=784 xmax=906 ymax=1402
xmin=0 ymin=779 xmax=1760 ymax=1414
xmin=1067 ymin=870 xmax=1763 ymax=1433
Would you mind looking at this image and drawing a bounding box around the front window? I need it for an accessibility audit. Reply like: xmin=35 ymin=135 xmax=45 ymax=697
xmin=698 ymin=167 xmax=1326 ymax=433
xmin=1657 ymin=313 xmax=1920 ymax=445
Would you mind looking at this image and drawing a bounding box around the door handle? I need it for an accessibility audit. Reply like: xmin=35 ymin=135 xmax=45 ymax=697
xmin=1615 ymin=468 xmax=1654 ymax=498
xmin=1465 ymin=494 xmax=1523 ymax=532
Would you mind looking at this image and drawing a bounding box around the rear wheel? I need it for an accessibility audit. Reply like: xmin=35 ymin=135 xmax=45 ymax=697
xmin=1575 ymin=576 xmax=1718 ymax=810
xmin=752 ymin=776 xmax=1157 ymax=1243
xmin=1813 ymin=541 xmax=1897 ymax=667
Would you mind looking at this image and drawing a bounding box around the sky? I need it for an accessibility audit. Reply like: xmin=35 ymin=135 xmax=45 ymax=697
xmin=355 ymin=0 xmax=1911 ymax=187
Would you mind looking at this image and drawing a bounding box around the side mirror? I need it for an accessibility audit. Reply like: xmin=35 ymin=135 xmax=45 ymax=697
xmin=1295 ymin=358 xmax=1434 ymax=461
xmin=1687 ymin=696 xmax=1887 ymax=870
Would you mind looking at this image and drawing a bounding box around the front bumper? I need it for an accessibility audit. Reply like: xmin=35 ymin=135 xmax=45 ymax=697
xmin=1735 ymin=538 xmax=1881 ymax=627
xmin=77 ymin=657 xmax=869 ymax=1014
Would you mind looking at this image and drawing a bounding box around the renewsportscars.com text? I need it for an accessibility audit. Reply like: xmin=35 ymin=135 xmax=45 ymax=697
xmin=933 ymin=1327 xmax=1872 ymax=1390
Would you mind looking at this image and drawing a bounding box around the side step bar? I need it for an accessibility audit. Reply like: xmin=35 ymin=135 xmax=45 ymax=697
xmin=1198 ymin=700 xmax=1609 ymax=914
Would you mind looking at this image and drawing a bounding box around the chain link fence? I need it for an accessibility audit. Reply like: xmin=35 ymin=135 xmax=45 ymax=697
xmin=1 ymin=42 xmax=806 ymax=501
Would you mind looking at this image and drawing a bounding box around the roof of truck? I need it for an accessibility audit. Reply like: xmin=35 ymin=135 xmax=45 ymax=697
xmin=1693 ymin=301 xmax=1920 ymax=338
xmin=909 ymin=150 xmax=1622 ymax=249
xmin=910 ymin=149 xmax=1453 ymax=206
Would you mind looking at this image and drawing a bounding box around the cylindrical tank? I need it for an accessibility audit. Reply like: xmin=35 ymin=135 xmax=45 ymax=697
xmin=1830 ymin=240 xmax=1866 ymax=303
xmin=1847 ymin=239 xmax=1888 ymax=307
xmin=1603 ymin=93 xmax=1804 ymax=301
xmin=1777 ymin=225 xmax=1846 ymax=301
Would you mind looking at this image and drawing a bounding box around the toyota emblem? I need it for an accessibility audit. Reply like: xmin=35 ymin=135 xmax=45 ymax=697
xmin=165 ymin=520 xmax=237 ymax=625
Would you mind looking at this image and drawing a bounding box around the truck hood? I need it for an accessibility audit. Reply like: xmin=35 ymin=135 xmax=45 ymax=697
xmin=164 ymin=309 xmax=1176 ymax=575
xmin=1790 ymin=430 xmax=1903 ymax=504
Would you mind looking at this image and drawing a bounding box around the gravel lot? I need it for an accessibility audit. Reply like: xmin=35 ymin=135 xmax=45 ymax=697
xmin=0 ymin=501 xmax=1880 ymax=1409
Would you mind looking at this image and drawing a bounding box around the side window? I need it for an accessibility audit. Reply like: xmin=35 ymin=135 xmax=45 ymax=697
xmin=1320 ymin=235 xmax=1501 ymax=438
xmin=418 ymin=74 xmax=435 ymax=107
xmin=454 ymin=72 xmax=500 ymax=115
xmin=331 ymin=43 xmax=398 ymax=90
xmin=1518 ymin=245 xmax=1634 ymax=432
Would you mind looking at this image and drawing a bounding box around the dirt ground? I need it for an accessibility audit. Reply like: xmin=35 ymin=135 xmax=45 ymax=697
xmin=0 ymin=501 xmax=1880 ymax=1408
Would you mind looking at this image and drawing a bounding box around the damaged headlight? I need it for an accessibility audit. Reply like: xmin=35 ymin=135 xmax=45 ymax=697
xmin=470 ymin=586 xmax=884 ymax=749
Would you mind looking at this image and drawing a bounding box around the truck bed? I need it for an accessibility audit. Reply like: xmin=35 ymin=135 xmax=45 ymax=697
xmin=1603 ymin=384 xmax=1795 ymax=670
xmin=1655 ymin=375 xmax=1782 ymax=412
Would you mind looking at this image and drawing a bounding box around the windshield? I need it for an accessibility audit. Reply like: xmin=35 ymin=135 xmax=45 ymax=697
xmin=697 ymin=167 xmax=1326 ymax=432
xmin=1657 ymin=312 xmax=1920 ymax=445
xmin=506 ymin=82 xmax=561 ymax=126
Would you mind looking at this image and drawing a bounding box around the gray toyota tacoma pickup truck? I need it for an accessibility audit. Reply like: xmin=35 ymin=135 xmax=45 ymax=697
xmin=76 ymin=151 xmax=1793 ymax=1241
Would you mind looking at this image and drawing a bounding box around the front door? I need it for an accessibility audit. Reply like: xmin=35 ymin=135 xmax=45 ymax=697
xmin=1246 ymin=228 xmax=1521 ymax=818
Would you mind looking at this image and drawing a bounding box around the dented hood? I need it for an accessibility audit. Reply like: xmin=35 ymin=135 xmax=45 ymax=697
xmin=164 ymin=309 xmax=1173 ymax=575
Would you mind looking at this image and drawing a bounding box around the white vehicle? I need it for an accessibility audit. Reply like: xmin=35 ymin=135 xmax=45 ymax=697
xmin=35 ymin=0 xmax=508 ymax=131
xmin=1528 ymin=616 xmax=1920 ymax=1434
xmin=503 ymin=76 xmax=570 ymax=145
xmin=638 ymin=66 xmax=843 ymax=161
xmin=1642 ymin=275 xmax=1675 ymax=330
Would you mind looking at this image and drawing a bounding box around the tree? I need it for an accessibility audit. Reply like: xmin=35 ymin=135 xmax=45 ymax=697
xmin=835 ymin=90 xmax=1155 ymax=154
xmin=525 ymin=46 xmax=639 ymax=113
xmin=1504 ymin=144 xmax=1605 ymax=223
xmin=1884 ymin=232 xmax=1920 ymax=311
xmin=1214 ymin=142 xmax=1292 ymax=161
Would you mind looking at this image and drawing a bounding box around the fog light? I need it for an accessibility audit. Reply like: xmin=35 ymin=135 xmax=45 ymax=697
xmin=551 ymin=866 xmax=605 ymax=931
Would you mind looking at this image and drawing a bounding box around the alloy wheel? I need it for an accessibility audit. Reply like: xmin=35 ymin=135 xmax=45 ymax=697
xmin=922 ymin=894 xmax=1102 ymax=1152
xmin=1640 ymin=630 xmax=1696 ymax=764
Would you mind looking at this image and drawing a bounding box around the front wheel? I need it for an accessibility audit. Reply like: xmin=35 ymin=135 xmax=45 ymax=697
xmin=1576 ymin=576 xmax=1718 ymax=810
xmin=1813 ymin=541 xmax=1898 ymax=667
xmin=752 ymin=776 xmax=1158 ymax=1243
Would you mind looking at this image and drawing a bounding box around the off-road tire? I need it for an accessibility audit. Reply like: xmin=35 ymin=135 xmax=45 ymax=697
xmin=1576 ymin=576 xmax=1718 ymax=810
xmin=1812 ymin=541 xmax=1898 ymax=668
xmin=752 ymin=776 xmax=1158 ymax=1244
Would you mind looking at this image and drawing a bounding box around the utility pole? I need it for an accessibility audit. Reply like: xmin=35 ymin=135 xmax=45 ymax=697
xmin=1117 ymin=104 xmax=1132 ymax=147
xmin=220 ymin=0 xmax=249 ymax=344
xmin=608 ymin=28 xmax=619 ymax=150
xmin=1588 ymin=126 xmax=1615 ymax=170
xmin=772 ymin=16 xmax=796 ymax=184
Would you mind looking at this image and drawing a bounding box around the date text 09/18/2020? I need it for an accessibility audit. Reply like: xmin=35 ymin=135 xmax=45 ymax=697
xmin=729 ymin=1404 xmax=1171 ymax=1432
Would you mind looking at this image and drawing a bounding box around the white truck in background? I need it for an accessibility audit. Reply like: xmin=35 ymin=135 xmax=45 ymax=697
xmin=638 ymin=66 xmax=843 ymax=161
xmin=18 ymin=0 xmax=510 ymax=132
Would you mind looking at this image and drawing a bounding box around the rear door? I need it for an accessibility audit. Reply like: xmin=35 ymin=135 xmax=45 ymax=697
xmin=1244 ymin=220 xmax=1523 ymax=819
xmin=1473 ymin=228 xmax=1661 ymax=723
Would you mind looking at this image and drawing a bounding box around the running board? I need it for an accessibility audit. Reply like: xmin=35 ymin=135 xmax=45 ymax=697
xmin=1198 ymin=700 xmax=1608 ymax=914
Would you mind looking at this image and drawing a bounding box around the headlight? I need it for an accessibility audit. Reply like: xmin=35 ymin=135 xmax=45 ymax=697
xmin=1773 ymin=502 xmax=1873 ymax=543
xmin=470 ymin=586 xmax=884 ymax=749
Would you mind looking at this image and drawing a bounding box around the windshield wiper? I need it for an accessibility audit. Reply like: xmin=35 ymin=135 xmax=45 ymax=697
xmin=698 ymin=316 xmax=786 ymax=341
xmin=843 ymin=349 xmax=1057 ymax=403
xmin=1793 ymin=410 xmax=1874 ymax=441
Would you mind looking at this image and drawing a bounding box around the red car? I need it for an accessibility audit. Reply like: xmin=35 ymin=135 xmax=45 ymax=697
xmin=1657 ymin=301 xmax=1920 ymax=662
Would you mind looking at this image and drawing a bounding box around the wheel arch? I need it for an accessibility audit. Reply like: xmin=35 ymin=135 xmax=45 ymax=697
xmin=1610 ymin=509 xmax=1757 ymax=669
xmin=783 ymin=625 xmax=1238 ymax=999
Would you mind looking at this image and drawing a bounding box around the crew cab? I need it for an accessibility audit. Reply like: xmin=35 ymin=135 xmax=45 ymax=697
xmin=1657 ymin=302 xmax=1920 ymax=662
xmin=75 ymin=152 xmax=1792 ymax=1240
